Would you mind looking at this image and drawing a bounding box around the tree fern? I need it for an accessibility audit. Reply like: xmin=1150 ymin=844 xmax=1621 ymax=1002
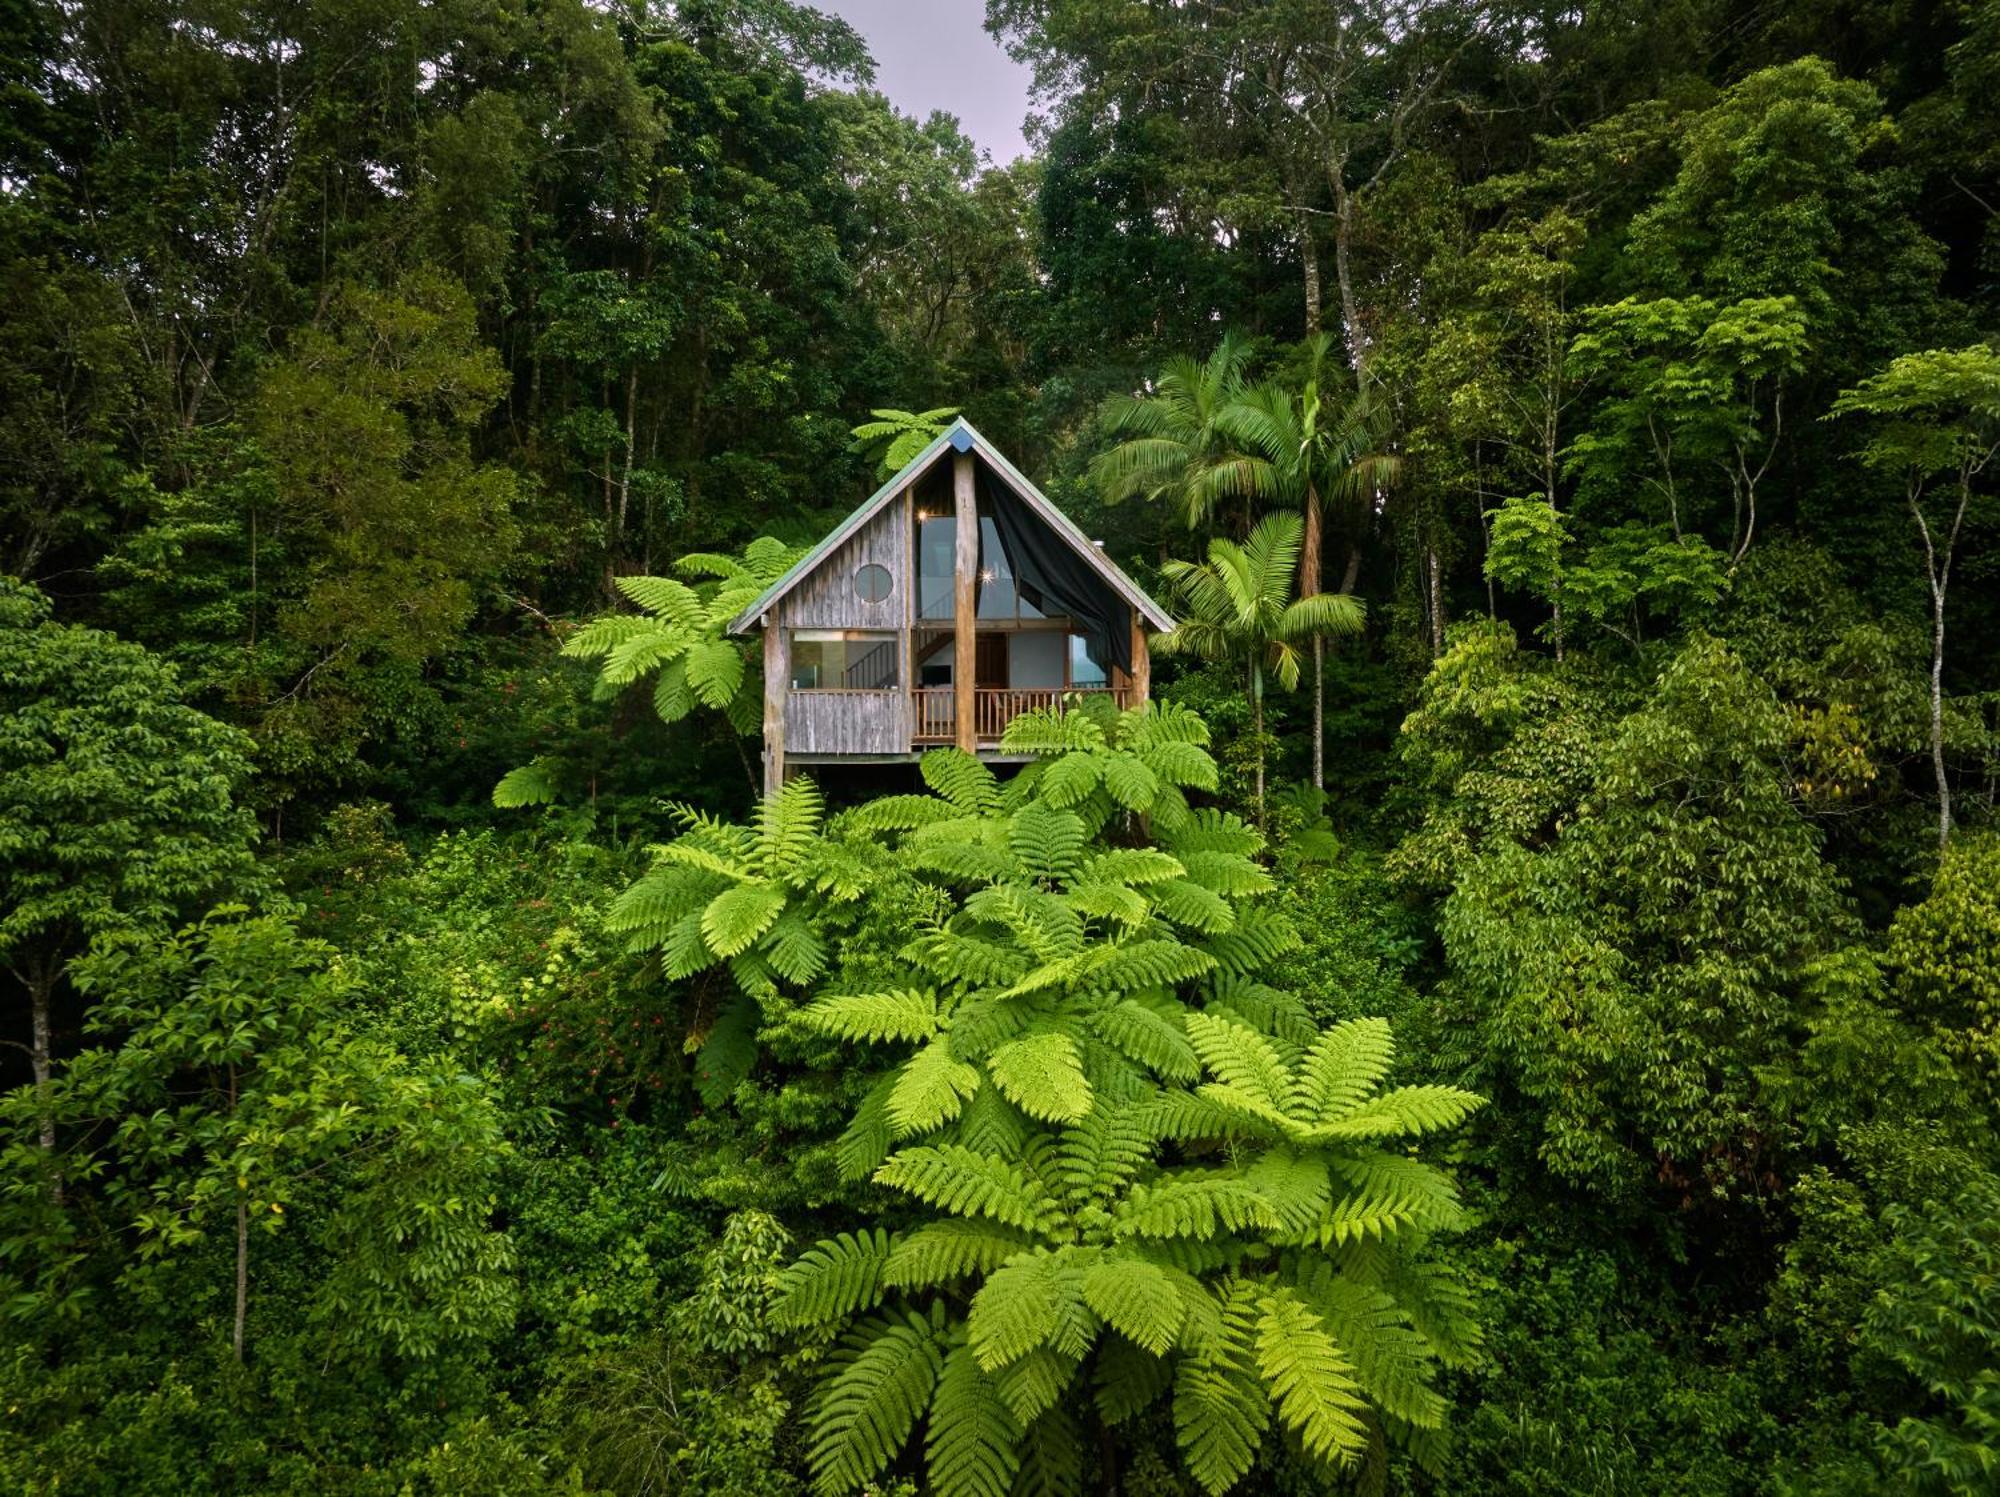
xmin=927 ymin=1341 xmax=1023 ymax=1497
xmin=872 ymin=1145 xmax=1052 ymax=1233
xmin=988 ymin=1031 xmax=1092 ymax=1124
xmin=1255 ymin=1289 xmax=1370 ymax=1468
xmin=805 ymin=989 xmax=939 ymax=1045
xmin=884 ymin=1220 xmax=1031 ymax=1290
xmin=888 ymin=1036 xmax=983 ymax=1136
xmin=772 ymin=1230 xmax=897 ymax=1328
xmin=806 ymin=1306 xmax=947 ymax=1493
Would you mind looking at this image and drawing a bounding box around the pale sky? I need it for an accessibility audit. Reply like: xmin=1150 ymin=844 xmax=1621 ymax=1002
xmin=821 ymin=0 xmax=1036 ymax=165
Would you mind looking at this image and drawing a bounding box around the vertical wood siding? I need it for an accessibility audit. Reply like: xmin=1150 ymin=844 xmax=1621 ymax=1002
xmin=784 ymin=500 xmax=911 ymax=629
xmin=784 ymin=690 xmax=910 ymax=754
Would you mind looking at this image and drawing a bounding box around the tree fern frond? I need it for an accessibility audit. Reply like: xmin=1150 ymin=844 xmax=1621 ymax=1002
xmin=1010 ymin=803 xmax=1090 ymax=884
xmin=873 ymin=1145 xmax=1053 ymax=1233
xmin=1091 ymin=999 xmax=1201 ymax=1083
xmin=995 ymin=1346 xmax=1081 ymax=1426
xmin=883 ymin=1219 xmax=1032 ymax=1291
xmin=921 ymin=748 xmax=1002 ymax=813
xmin=701 ymin=882 xmax=787 ymax=959
xmin=1079 ymin=848 xmax=1187 ymax=886
xmin=1292 ymin=1017 xmax=1395 ymax=1124
xmin=806 ymin=1307 xmax=947 ymax=1494
xmin=692 ymin=994 xmax=759 ymax=1109
xmin=1184 ymin=1012 xmax=1293 ymax=1116
xmin=1203 ymin=908 xmax=1302 ymax=978
xmin=1081 ymin=1254 xmax=1186 ymax=1355
xmin=989 ymin=1031 xmax=1093 ymax=1124
xmin=773 ymin=1230 xmax=897 ymax=1328
xmin=805 ymin=989 xmax=940 ymax=1045
xmin=838 ymin=1072 xmax=898 ymax=1181
xmin=1151 ymin=877 xmax=1237 ymax=935
xmin=1086 ymin=939 xmax=1218 ymax=995
xmin=927 ymin=1340 xmax=1024 ymax=1497
xmin=968 ymin=1249 xmax=1096 ymax=1372
xmin=1117 ymin=1173 xmax=1276 ymax=1240
xmin=1094 ymin=1333 xmax=1174 ymax=1426
xmin=1307 ymin=1086 xmax=1487 ymax=1142
xmin=1013 ymin=1403 xmax=1086 ymax=1497
xmin=1255 ymin=1290 xmax=1370 ymax=1469
xmin=889 ymin=1035 xmax=983 ymax=1137
xmin=1174 ymin=1283 xmax=1269 ymax=1497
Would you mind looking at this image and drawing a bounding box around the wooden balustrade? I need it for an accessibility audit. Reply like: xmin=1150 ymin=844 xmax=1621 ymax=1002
xmin=911 ymin=686 xmax=1131 ymax=744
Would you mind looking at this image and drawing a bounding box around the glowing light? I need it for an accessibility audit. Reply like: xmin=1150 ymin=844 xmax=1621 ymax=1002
xmin=979 ymin=567 xmax=996 ymax=584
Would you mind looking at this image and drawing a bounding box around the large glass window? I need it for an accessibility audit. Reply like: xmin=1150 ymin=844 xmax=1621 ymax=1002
xmin=1068 ymin=633 xmax=1109 ymax=688
xmin=916 ymin=516 xmax=954 ymax=620
xmin=791 ymin=631 xmax=899 ymax=689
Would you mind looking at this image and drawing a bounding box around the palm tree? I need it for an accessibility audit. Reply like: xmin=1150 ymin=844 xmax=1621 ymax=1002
xmin=1089 ymin=332 xmax=1261 ymax=534
xmin=1217 ymin=335 xmax=1394 ymax=790
xmin=1155 ymin=512 xmax=1364 ymax=823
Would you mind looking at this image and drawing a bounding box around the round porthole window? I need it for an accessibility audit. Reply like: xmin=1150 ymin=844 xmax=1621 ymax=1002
xmin=855 ymin=563 xmax=893 ymax=603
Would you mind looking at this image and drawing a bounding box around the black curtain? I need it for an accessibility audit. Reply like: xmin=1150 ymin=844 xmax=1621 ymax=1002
xmin=979 ymin=466 xmax=1131 ymax=674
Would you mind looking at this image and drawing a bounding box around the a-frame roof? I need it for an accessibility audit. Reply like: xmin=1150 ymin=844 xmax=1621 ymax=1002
xmin=725 ymin=418 xmax=1175 ymax=636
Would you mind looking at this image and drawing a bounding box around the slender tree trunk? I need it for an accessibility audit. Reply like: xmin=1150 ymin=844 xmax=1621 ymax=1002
xmin=1251 ymin=662 xmax=1267 ymax=829
xmin=1910 ymin=476 xmax=1969 ymax=850
xmin=27 ymin=960 xmax=60 ymax=1205
xmin=1297 ymin=208 xmax=1321 ymax=332
xmin=1929 ymin=571 xmax=1951 ymax=850
xmin=1302 ymin=483 xmax=1324 ymax=792
xmin=234 ymin=1192 xmax=249 ymax=1363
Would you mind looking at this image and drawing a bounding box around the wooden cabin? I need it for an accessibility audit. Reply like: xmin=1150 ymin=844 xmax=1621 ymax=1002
xmin=728 ymin=419 xmax=1175 ymax=795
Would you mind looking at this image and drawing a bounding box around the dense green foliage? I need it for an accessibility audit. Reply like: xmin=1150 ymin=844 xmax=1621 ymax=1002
xmin=4 ymin=0 xmax=2000 ymax=1491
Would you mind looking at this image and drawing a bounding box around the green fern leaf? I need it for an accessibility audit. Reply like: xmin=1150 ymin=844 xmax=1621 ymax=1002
xmin=1009 ymin=802 xmax=1089 ymax=884
xmin=1091 ymin=998 xmax=1201 ymax=1083
xmin=1174 ymin=1283 xmax=1269 ymax=1496
xmin=1086 ymin=939 xmax=1218 ymax=995
xmin=806 ymin=1307 xmax=946 ymax=1493
xmin=921 ymin=748 xmax=1002 ymax=813
xmin=805 ymin=989 xmax=940 ymax=1045
xmin=838 ymin=1073 xmax=897 ymax=1181
xmin=1064 ymin=881 xmax=1151 ymax=927
xmin=1080 ymin=849 xmax=1187 ymax=886
xmin=1014 ymin=1404 xmax=1086 ymax=1497
xmin=1101 ymin=751 xmax=1161 ymax=811
xmin=1255 ymin=1290 xmax=1369 ymax=1468
xmin=873 ymin=1145 xmax=1052 ymax=1233
xmin=995 ymin=1346 xmax=1081 ymax=1425
xmin=1040 ymin=751 xmax=1104 ymax=808
xmin=989 ymin=1031 xmax=1093 ymax=1124
xmin=1117 ymin=1173 xmax=1276 ymax=1240
xmin=889 ymin=1035 xmax=983 ymax=1136
xmin=765 ymin=911 xmax=828 ymax=985
xmin=1307 ymin=1086 xmax=1486 ymax=1141
xmin=1185 ymin=1012 xmax=1293 ymax=1117
xmin=683 ymin=637 xmax=746 ymax=708
xmin=1094 ymin=1333 xmax=1173 ymax=1426
xmin=1150 ymin=877 xmax=1237 ymax=934
xmin=693 ymin=994 xmax=759 ymax=1109
xmin=1178 ymin=850 xmax=1275 ymax=897
xmin=1292 ymin=1017 xmax=1395 ymax=1123
xmin=969 ymin=1249 xmax=1097 ymax=1372
xmin=1080 ymin=1255 xmax=1185 ymax=1355
xmin=701 ymin=882 xmax=786 ymax=958
xmin=927 ymin=1340 xmax=1024 ymax=1497
xmin=492 ymin=760 xmax=559 ymax=808
xmin=773 ymin=1230 xmax=897 ymax=1328
xmin=883 ymin=1219 xmax=1031 ymax=1290
xmin=1304 ymin=1276 xmax=1447 ymax=1430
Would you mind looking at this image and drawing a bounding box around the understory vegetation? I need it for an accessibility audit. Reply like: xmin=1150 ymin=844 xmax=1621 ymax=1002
xmin=4 ymin=0 xmax=2000 ymax=1492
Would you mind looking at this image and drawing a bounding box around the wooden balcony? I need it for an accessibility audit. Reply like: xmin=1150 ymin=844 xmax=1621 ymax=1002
xmin=912 ymin=686 xmax=1133 ymax=745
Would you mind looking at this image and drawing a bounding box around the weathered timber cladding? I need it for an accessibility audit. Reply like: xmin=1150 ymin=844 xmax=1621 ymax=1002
xmin=783 ymin=499 xmax=910 ymax=629
xmin=784 ymin=690 xmax=910 ymax=754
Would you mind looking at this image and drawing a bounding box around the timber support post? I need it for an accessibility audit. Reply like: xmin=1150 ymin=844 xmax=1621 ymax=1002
xmin=762 ymin=621 xmax=787 ymax=797
xmin=954 ymin=452 xmax=977 ymax=752
xmin=1130 ymin=612 xmax=1151 ymax=711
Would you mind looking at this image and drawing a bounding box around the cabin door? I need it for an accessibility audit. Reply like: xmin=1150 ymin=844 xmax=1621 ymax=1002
xmin=975 ymin=634 xmax=1008 ymax=689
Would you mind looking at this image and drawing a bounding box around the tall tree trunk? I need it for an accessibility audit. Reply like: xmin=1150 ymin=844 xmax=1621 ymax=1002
xmin=1251 ymin=662 xmax=1267 ymax=830
xmin=1303 ymin=483 xmax=1324 ymax=791
xmin=1297 ymin=208 xmax=1321 ymax=332
xmin=234 ymin=1192 xmax=249 ymax=1363
xmin=27 ymin=959 xmax=60 ymax=1205
xmin=1930 ymin=579 xmax=1949 ymax=849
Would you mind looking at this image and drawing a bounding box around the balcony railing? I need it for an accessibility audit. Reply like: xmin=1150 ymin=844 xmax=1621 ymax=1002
xmin=912 ymin=686 xmax=1132 ymax=745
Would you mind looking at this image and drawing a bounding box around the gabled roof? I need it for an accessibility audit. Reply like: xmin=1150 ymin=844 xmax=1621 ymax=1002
xmin=726 ymin=418 xmax=1176 ymax=636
